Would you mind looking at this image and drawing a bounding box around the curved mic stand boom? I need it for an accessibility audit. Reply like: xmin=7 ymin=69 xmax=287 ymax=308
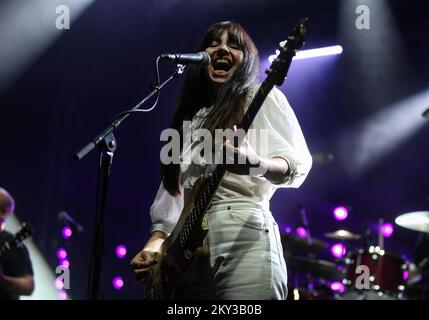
xmin=74 ymin=63 xmax=185 ymax=300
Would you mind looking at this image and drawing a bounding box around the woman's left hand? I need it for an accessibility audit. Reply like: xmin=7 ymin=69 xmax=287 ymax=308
xmin=223 ymin=125 xmax=262 ymax=175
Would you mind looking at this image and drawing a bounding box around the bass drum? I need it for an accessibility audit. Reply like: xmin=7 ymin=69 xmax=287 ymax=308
xmin=344 ymin=248 xmax=408 ymax=298
xmin=340 ymin=289 xmax=399 ymax=300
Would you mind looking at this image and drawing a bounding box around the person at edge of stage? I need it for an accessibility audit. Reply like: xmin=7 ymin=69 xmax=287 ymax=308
xmin=0 ymin=187 xmax=34 ymax=300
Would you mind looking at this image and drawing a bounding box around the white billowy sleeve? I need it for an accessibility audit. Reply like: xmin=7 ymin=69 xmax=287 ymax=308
xmin=150 ymin=182 xmax=184 ymax=235
xmin=251 ymin=87 xmax=313 ymax=188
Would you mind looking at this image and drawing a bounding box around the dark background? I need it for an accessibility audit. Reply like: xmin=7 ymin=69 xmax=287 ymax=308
xmin=1 ymin=0 xmax=428 ymax=299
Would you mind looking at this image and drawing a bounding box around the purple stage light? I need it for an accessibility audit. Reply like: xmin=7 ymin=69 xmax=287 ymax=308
xmin=381 ymin=223 xmax=394 ymax=238
xmin=284 ymin=226 xmax=292 ymax=234
xmin=55 ymin=278 xmax=64 ymax=290
xmin=113 ymin=276 xmax=124 ymax=290
xmin=333 ymin=206 xmax=349 ymax=221
xmin=115 ymin=245 xmax=127 ymax=259
xmin=403 ymin=271 xmax=409 ymax=282
xmin=331 ymin=243 xmax=346 ymax=258
xmin=60 ymin=259 xmax=70 ymax=269
xmin=58 ymin=290 xmax=68 ymax=300
xmin=57 ymin=248 xmax=67 ymax=260
xmin=330 ymin=281 xmax=345 ymax=293
xmin=62 ymin=226 xmax=73 ymax=239
xmin=296 ymin=226 xmax=308 ymax=238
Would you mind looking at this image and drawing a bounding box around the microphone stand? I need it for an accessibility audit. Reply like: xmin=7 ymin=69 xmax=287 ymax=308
xmin=74 ymin=63 xmax=186 ymax=300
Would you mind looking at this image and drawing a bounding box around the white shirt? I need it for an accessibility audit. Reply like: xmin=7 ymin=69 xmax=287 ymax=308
xmin=150 ymin=86 xmax=312 ymax=235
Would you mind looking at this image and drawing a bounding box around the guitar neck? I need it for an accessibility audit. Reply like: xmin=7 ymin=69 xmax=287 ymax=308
xmin=0 ymin=224 xmax=33 ymax=258
xmin=178 ymin=165 xmax=226 ymax=248
xmin=239 ymin=82 xmax=274 ymax=134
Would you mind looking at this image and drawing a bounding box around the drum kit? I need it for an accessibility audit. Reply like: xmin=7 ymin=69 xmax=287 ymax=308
xmin=282 ymin=210 xmax=429 ymax=300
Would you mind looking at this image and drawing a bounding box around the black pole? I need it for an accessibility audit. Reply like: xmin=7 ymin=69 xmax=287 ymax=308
xmin=74 ymin=64 xmax=186 ymax=300
xmin=87 ymin=133 xmax=116 ymax=300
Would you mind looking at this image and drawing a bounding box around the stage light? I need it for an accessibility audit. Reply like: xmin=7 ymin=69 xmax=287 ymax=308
xmin=55 ymin=278 xmax=64 ymax=290
xmin=0 ymin=0 xmax=95 ymax=94
xmin=331 ymin=243 xmax=346 ymax=258
xmin=333 ymin=206 xmax=349 ymax=221
xmin=403 ymin=271 xmax=409 ymax=282
xmin=380 ymin=223 xmax=394 ymax=238
xmin=113 ymin=276 xmax=124 ymax=290
xmin=284 ymin=226 xmax=292 ymax=234
xmin=62 ymin=226 xmax=73 ymax=239
xmin=56 ymin=248 xmax=67 ymax=260
xmin=330 ymin=281 xmax=345 ymax=293
xmin=294 ymin=45 xmax=343 ymax=60
xmin=115 ymin=245 xmax=127 ymax=259
xmin=336 ymin=0 xmax=425 ymax=178
xmin=338 ymin=89 xmax=429 ymax=177
xmin=60 ymin=259 xmax=70 ymax=269
xmin=58 ymin=290 xmax=68 ymax=300
xmin=296 ymin=226 xmax=308 ymax=238
xmin=268 ymin=45 xmax=343 ymax=63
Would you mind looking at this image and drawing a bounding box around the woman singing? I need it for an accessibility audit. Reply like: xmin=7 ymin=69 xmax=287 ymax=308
xmin=131 ymin=21 xmax=312 ymax=300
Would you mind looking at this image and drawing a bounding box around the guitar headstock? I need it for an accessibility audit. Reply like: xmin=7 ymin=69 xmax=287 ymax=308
xmin=265 ymin=18 xmax=308 ymax=87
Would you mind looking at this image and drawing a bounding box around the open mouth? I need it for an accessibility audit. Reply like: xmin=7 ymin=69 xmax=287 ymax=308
xmin=211 ymin=58 xmax=233 ymax=74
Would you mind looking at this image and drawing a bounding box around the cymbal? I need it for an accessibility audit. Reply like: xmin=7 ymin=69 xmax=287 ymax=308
xmin=281 ymin=233 xmax=328 ymax=253
xmin=395 ymin=211 xmax=429 ymax=233
xmin=286 ymin=256 xmax=342 ymax=280
xmin=325 ymin=229 xmax=361 ymax=240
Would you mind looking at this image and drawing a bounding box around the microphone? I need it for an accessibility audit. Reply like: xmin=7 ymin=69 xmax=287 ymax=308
xmin=422 ymin=107 xmax=429 ymax=118
xmin=58 ymin=211 xmax=84 ymax=233
xmin=160 ymin=52 xmax=211 ymax=66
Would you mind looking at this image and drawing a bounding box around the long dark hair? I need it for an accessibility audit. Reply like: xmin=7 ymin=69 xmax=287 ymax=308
xmin=161 ymin=21 xmax=259 ymax=196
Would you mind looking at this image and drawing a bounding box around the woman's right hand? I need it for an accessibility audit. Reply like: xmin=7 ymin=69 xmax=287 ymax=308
xmin=130 ymin=249 xmax=157 ymax=282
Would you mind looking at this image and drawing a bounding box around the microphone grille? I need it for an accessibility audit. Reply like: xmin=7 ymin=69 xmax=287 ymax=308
xmin=199 ymin=52 xmax=211 ymax=66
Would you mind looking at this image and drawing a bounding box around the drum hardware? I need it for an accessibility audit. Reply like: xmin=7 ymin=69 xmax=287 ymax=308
xmin=325 ymin=229 xmax=361 ymax=240
xmin=286 ymin=256 xmax=343 ymax=280
xmin=341 ymin=247 xmax=408 ymax=299
xmin=280 ymin=210 xmax=429 ymax=300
